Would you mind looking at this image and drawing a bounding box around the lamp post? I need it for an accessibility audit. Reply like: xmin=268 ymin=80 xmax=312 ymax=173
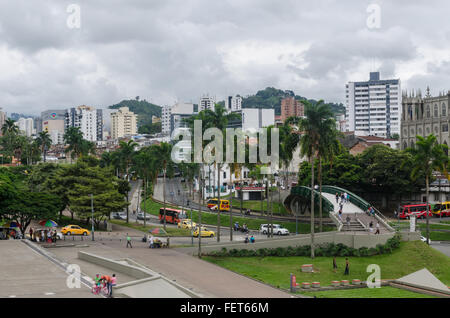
xmin=90 ymin=194 xmax=95 ymax=241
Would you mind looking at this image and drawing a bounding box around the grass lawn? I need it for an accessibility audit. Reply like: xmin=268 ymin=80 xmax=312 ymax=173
xmin=390 ymin=221 xmax=450 ymax=241
xmin=110 ymin=219 xmax=191 ymax=237
xmin=300 ymin=286 xmax=436 ymax=298
xmin=204 ymin=241 xmax=450 ymax=293
xmin=230 ymin=198 xmax=290 ymax=216
xmin=141 ymin=197 xmax=335 ymax=234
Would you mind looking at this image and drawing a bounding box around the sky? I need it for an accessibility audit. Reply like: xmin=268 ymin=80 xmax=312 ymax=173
xmin=1 ymin=0 xmax=450 ymax=115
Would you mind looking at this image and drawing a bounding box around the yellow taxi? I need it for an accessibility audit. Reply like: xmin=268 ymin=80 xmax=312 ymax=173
xmin=61 ymin=225 xmax=90 ymax=236
xmin=193 ymin=226 xmax=215 ymax=238
xmin=177 ymin=219 xmax=197 ymax=229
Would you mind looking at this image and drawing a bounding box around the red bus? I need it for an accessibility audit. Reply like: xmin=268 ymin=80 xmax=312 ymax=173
xmin=397 ymin=204 xmax=432 ymax=219
xmin=159 ymin=208 xmax=183 ymax=224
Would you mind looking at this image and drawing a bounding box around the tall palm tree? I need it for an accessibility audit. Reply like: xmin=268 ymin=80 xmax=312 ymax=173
xmin=298 ymin=100 xmax=334 ymax=259
xmin=118 ymin=139 xmax=138 ymax=222
xmin=406 ymin=134 xmax=448 ymax=245
xmin=64 ymin=127 xmax=84 ymax=162
xmin=36 ymin=130 xmax=52 ymax=163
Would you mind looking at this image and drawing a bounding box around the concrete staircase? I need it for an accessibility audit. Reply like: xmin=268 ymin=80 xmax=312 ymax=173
xmin=340 ymin=215 xmax=366 ymax=232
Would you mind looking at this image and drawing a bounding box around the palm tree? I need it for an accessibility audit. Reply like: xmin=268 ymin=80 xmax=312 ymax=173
xmin=36 ymin=131 xmax=52 ymax=163
xmin=117 ymin=140 xmax=138 ymax=222
xmin=298 ymin=100 xmax=334 ymax=259
xmin=64 ymin=127 xmax=84 ymax=162
xmin=406 ymin=134 xmax=448 ymax=245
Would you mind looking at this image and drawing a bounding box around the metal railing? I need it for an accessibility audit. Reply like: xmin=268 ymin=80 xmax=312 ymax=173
xmin=321 ymin=185 xmax=394 ymax=232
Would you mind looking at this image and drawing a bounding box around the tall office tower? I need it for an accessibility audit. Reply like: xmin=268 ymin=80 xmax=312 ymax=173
xmin=162 ymin=102 xmax=194 ymax=136
xmin=41 ymin=109 xmax=66 ymax=144
xmin=16 ymin=118 xmax=34 ymax=137
xmin=225 ymin=95 xmax=243 ymax=112
xmin=345 ymin=72 xmax=401 ymax=138
xmin=96 ymin=109 xmax=103 ymax=141
xmin=65 ymin=105 xmax=99 ymax=142
xmin=0 ymin=108 xmax=6 ymax=135
xmin=110 ymin=106 xmax=138 ymax=139
xmin=34 ymin=117 xmax=43 ymax=134
xmin=199 ymin=95 xmax=216 ymax=111
xmin=280 ymin=97 xmax=304 ymax=122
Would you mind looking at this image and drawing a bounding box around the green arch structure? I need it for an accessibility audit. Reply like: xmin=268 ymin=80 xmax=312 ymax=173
xmin=284 ymin=186 xmax=334 ymax=216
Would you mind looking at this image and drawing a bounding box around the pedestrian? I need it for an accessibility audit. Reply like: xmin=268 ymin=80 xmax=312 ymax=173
xmin=126 ymin=233 xmax=132 ymax=248
xmin=29 ymin=227 xmax=33 ymax=241
xmin=369 ymin=221 xmax=373 ymax=233
xmin=335 ymin=193 xmax=339 ymax=203
xmin=250 ymin=235 xmax=255 ymax=243
xmin=149 ymin=235 xmax=154 ymax=248
xmin=244 ymin=234 xmax=249 ymax=243
xmin=346 ymin=215 xmax=351 ymax=229
xmin=375 ymin=222 xmax=380 ymax=235
xmin=343 ymin=192 xmax=348 ymax=203
xmin=110 ymin=274 xmax=116 ymax=297
xmin=338 ymin=208 xmax=343 ymax=221
xmin=344 ymin=258 xmax=349 ymax=275
xmin=333 ymin=256 xmax=338 ymax=272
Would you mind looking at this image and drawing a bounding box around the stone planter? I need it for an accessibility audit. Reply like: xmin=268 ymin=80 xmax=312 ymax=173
xmin=352 ymin=279 xmax=361 ymax=285
xmin=301 ymin=264 xmax=313 ymax=273
xmin=312 ymin=282 xmax=321 ymax=288
xmin=302 ymin=282 xmax=311 ymax=289
xmin=331 ymin=280 xmax=340 ymax=287
xmin=341 ymin=280 xmax=350 ymax=286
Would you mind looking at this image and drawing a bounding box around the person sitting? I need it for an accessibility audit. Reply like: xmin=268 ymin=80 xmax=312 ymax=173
xmin=250 ymin=236 xmax=255 ymax=243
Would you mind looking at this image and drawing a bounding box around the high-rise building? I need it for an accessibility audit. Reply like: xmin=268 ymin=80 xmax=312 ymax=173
xmin=110 ymin=107 xmax=138 ymax=139
xmin=0 ymin=108 xmax=6 ymax=134
xmin=241 ymin=108 xmax=275 ymax=131
xmin=225 ymin=95 xmax=242 ymax=112
xmin=280 ymin=97 xmax=304 ymax=122
xmin=400 ymin=88 xmax=450 ymax=150
xmin=65 ymin=105 xmax=102 ymax=142
xmin=199 ymin=95 xmax=216 ymax=111
xmin=345 ymin=72 xmax=401 ymax=138
xmin=41 ymin=109 xmax=66 ymax=144
xmin=162 ymin=102 xmax=194 ymax=136
xmin=16 ymin=118 xmax=34 ymax=137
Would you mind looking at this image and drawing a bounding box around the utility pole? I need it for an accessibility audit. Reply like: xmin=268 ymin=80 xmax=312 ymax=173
xmin=90 ymin=194 xmax=95 ymax=241
xmin=198 ymin=167 xmax=203 ymax=258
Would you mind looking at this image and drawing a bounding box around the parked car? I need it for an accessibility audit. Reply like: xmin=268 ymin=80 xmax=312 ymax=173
xmin=137 ymin=212 xmax=151 ymax=220
xmin=259 ymin=224 xmax=290 ymax=236
xmin=112 ymin=212 xmax=127 ymax=220
xmin=193 ymin=226 xmax=215 ymax=238
xmin=61 ymin=225 xmax=90 ymax=236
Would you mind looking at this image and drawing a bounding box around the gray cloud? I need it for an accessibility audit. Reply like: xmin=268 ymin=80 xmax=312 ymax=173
xmin=0 ymin=0 xmax=449 ymax=115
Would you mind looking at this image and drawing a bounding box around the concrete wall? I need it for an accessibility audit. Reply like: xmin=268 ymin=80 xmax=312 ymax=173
xmin=78 ymin=251 xmax=153 ymax=279
xmin=399 ymin=231 xmax=422 ymax=242
xmin=188 ymin=231 xmax=396 ymax=255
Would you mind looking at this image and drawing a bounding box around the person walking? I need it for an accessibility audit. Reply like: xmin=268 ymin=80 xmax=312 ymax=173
xmin=375 ymin=222 xmax=380 ymax=235
xmin=29 ymin=228 xmax=33 ymax=241
xmin=343 ymin=192 xmax=348 ymax=204
xmin=110 ymin=274 xmax=116 ymax=297
xmin=344 ymin=258 xmax=349 ymax=275
xmin=369 ymin=221 xmax=373 ymax=233
xmin=149 ymin=235 xmax=154 ymax=248
xmin=346 ymin=215 xmax=351 ymax=229
xmin=126 ymin=233 xmax=132 ymax=248
xmin=338 ymin=208 xmax=343 ymax=221
xmin=333 ymin=256 xmax=338 ymax=273
xmin=335 ymin=193 xmax=339 ymax=203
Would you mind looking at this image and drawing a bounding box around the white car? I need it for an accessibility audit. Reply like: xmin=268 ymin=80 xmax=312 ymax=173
xmin=137 ymin=212 xmax=151 ymax=220
xmin=420 ymin=236 xmax=432 ymax=244
xmin=259 ymin=224 xmax=290 ymax=236
xmin=112 ymin=212 xmax=127 ymax=220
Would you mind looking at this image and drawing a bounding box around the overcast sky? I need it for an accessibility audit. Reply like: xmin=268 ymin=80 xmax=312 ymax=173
xmin=1 ymin=0 xmax=450 ymax=115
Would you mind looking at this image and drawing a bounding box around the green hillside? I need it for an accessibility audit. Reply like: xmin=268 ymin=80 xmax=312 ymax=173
xmin=108 ymin=97 xmax=162 ymax=134
xmin=241 ymin=87 xmax=345 ymax=116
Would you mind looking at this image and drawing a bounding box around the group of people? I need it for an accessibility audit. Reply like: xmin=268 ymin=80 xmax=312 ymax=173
xmin=335 ymin=192 xmax=349 ymax=205
xmin=368 ymin=221 xmax=381 ymax=234
xmin=93 ymin=274 xmax=117 ymax=297
xmin=244 ymin=234 xmax=255 ymax=244
xmin=333 ymin=257 xmax=350 ymax=275
xmin=234 ymin=222 xmax=248 ymax=233
xmin=0 ymin=228 xmax=21 ymax=240
xmin=29 ymin=228 xmax=57 ymax=243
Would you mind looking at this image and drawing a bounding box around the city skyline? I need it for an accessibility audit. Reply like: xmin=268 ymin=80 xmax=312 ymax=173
xmin=1 ymin=1 xmax=450 ymax=115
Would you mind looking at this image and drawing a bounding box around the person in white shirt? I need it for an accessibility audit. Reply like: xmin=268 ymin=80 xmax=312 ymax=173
xmin=149 ymin=235 xmax=154 ymax=248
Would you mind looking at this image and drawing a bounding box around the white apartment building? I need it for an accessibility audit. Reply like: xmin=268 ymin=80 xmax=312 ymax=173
xmin=16 ymin=117 xmax=34 ymax=137
xmin=345 ymin=72 xmax=401 ymax=138
xmin=225 ymin=95 xmax=242 ymax=112
xmin=0 ymin=108 xmax=6 ymax=132
xmin=111 ymin=107 xmax=138 ymax=139
xmin=241 ymin=108 xmax=275 ymax=131
xmin=162 ymin=102 xmax=194 ymax=136
xmin=65 ymin=105 xmax=101 ymax=142
xmin=199 ymin=95 xmax=216 ymax=111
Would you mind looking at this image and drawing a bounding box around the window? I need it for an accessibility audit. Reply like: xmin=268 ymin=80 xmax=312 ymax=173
xmin=434 ymin=104 xmax=439 ymax=117
xmin=443 ymin=124 xmax=448 ymax=132
xmin=426 ymin=105 xmax=431 ymax=118
xmin=443 ymin=103 xmax=447 ymax=116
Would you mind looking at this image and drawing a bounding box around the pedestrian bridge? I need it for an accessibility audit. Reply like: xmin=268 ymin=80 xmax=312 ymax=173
xmin=284 ymin=185 xmax=394 ymax=233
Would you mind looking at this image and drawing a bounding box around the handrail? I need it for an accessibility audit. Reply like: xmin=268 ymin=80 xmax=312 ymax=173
xmin=321 ymin=185 xmax=394 ymax=232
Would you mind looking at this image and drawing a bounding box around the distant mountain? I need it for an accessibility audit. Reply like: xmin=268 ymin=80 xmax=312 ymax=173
xmin=240 ymin=87 xmax=345 ymax=116
xmin=108 ymin=98 xmax=162 ymax=134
